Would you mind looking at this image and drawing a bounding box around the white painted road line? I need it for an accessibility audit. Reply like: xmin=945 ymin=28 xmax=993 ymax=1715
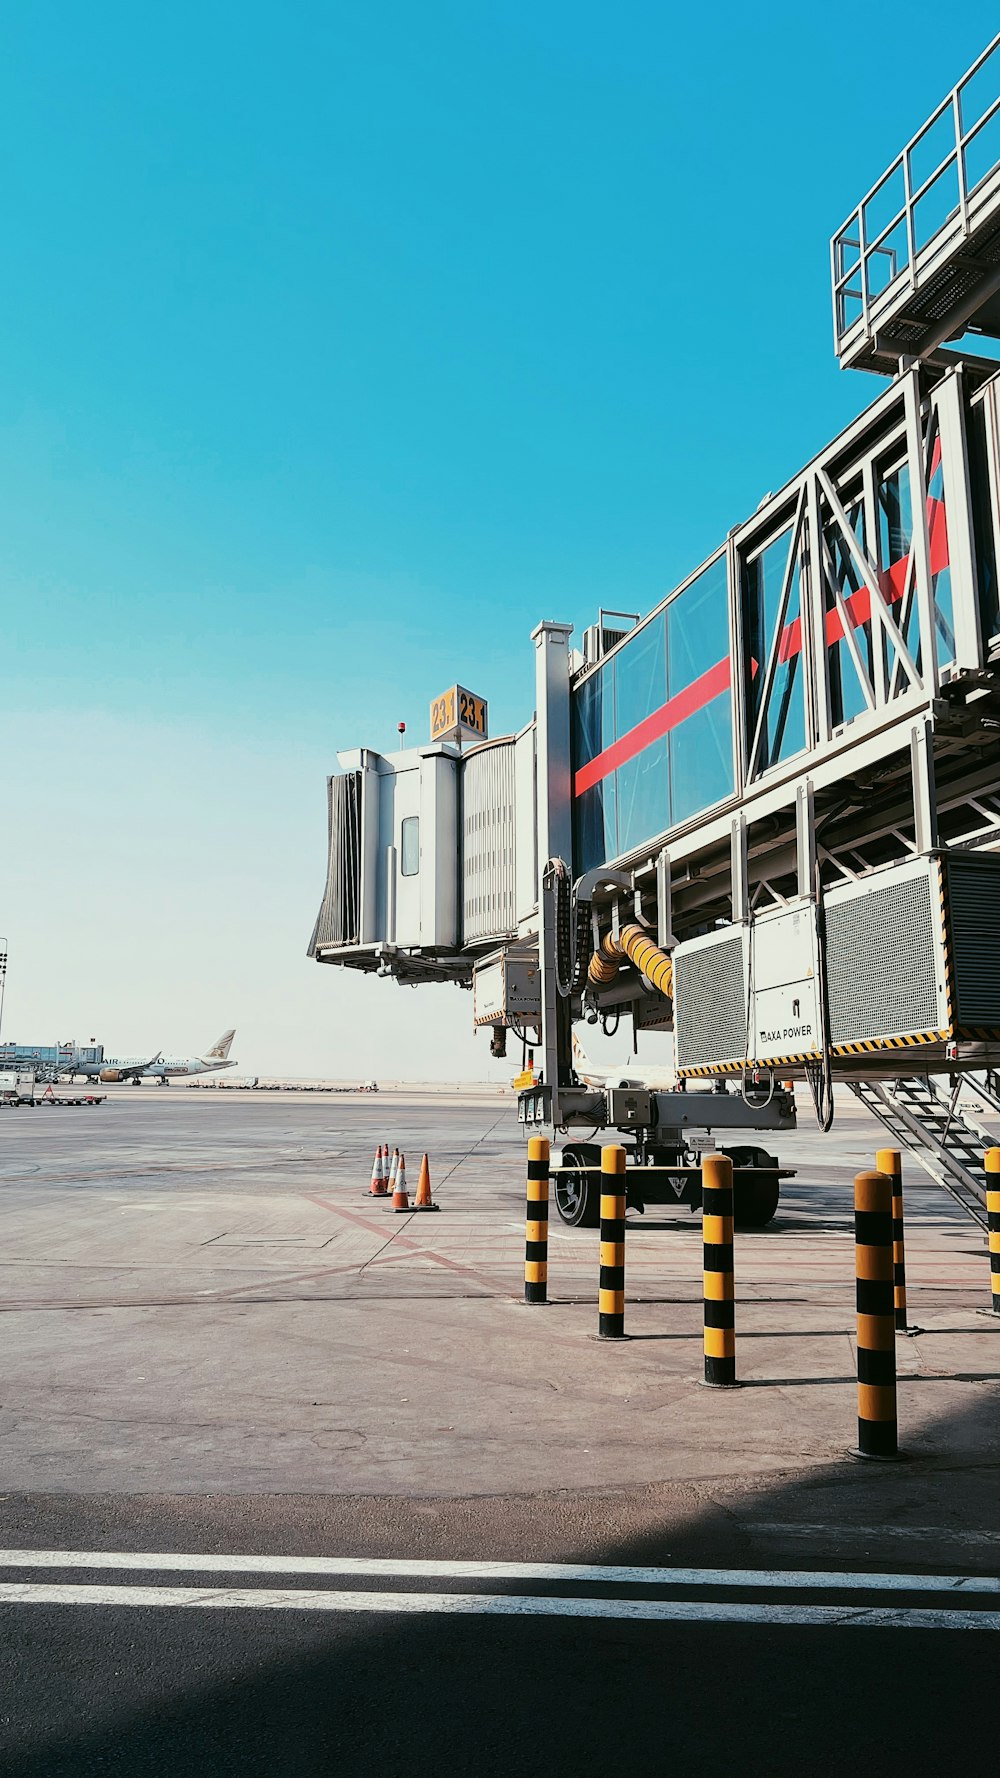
xmin=0 ymin=1583 xmax=996 ymax=1628
xmin=0 ymin=1550 xmax=995 ymax=1594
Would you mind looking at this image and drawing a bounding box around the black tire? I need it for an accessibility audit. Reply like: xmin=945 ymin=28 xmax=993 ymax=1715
xmin=722 ymin=1145 xmax=781 ymax=1228
xmin=554 ymin=1145 xmax=602 ymax=1228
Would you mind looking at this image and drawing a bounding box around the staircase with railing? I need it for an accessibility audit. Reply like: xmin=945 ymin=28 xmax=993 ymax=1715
xmin=848 ymin=1074 xmax=1000 ymax=1228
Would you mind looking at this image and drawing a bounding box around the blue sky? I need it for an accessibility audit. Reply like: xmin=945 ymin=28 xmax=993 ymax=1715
xmin=2 ymin=3 xmax=998 ymax=1077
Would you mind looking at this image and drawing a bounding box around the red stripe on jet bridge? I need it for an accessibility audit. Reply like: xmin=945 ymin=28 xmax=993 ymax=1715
xmin=574 ymin=659 xmax=734 ymax=796
xmin=574 ymin=497 xmax=951 ymax=798
xmin=819 ymin=496 xmax=949 ymax=650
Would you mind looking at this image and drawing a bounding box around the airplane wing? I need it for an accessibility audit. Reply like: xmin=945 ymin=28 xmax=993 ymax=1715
xmin=119 ymin=1051 xmax=162 ymax=1080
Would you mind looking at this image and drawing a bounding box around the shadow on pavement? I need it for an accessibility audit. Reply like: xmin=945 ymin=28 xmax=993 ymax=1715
xmin=2 ymin=1378 xmax=999 ymax=1778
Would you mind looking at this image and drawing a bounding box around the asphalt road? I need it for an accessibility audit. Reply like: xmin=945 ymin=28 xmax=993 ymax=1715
xmin=0 ymin=1086 xmax=996 ymax=1774
xmin=0 ymin=1529 xmax=994 ymax=1777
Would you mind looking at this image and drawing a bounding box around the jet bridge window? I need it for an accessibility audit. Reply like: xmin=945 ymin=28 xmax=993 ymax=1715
xmin=400 ymin=816 xmax=420 ymax=876
xmin=615 ymin=613 xmax=668 ymax=857
xmin=825 ymin=496 xmax=874 ymax=731
xmin=968 ymin=400 xmax=1000 ymax=641
xmin=927 ymin=435 xmax=955 ymax=669
xmin=743 ymin=522 xmax=807 ymax=771
xmin=667 ymin=554 xmax=733 ymax=824
xmin=877 ymin=461 xmax=923 ymax=688
xmin=573 ymin=663 xmax=617 ymax=876
xmin=572 ymin=553 xmax=735 ymax=872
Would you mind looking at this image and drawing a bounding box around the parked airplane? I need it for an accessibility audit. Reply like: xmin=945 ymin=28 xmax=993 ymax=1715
xmin=71 ymin=1030 xmax=237 ymax=1086
xmin=72 ymin=1050 xmax=162 ymax=1085
xmin=571 ymin=1031 xmax=677 ymax=1091
xmin=141 ymin=1029 xmax=237 ymax=1085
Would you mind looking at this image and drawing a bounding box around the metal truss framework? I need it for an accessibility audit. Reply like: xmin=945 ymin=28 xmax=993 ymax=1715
xmin=584 ymin=358 xmax=1000 ymax=936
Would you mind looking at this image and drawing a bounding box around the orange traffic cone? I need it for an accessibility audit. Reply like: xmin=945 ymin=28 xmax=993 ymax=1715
xmin=368 ymin=1144 xmax=387 ymax=1196
xmin=392 ymin=1152 xmax=410 ymax=1212
xmin=413 ymin=1153 xmax=439 ymax=1212
xmin=386 ymin=1147 xmax=399 ymax=1197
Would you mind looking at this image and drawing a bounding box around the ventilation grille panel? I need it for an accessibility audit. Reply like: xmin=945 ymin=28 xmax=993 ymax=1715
xmin=462 ymin=741 xmax=517 ymax=945
xmin=674 ymin=935 xmax=746 ymax=1069
xmin=826 ymin=874 xmax=939 ymax=1043
xmin=945 ymin=854 xmax=1000 ymax=1029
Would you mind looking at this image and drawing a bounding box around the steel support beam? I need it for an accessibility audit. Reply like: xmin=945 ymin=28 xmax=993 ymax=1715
xmin=532 ymin=623 xmax=575 ymax=1117
xmin=910 ymin=718 xmax=939 ymax=853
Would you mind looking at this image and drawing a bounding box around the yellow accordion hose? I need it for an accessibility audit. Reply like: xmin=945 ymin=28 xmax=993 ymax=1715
xmin=586 ymin=922 xmax=673 ymax=998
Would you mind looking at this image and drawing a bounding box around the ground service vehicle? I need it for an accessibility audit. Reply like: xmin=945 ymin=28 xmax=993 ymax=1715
xmin=310 ymin=36 xmax=1000 ymax=1231
xmin=0 ymin=1072 xmax=33 ymax=1107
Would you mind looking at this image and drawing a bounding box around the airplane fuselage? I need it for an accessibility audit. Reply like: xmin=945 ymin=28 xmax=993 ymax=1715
xmin=74 ymin=1056 xmax=237 ymax=1082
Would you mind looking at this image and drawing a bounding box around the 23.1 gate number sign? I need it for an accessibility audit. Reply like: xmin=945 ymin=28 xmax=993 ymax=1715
xmin=430 ymin=685 xmax=488 ymax=741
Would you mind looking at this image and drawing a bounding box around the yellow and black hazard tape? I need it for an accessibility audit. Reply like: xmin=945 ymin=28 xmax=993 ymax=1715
xmin=677 ymin=1060 xmax=745 ymax=1078
xmin=831 ymin=1030 xmax=946 ymax=1055
xmin=678 ymin=1049 xmax=819 ymax=1077
xmin=679 ymin=1026 xmax=959 ymax=1077
xmin=937 ymin=857 xmax=956 ymax=1031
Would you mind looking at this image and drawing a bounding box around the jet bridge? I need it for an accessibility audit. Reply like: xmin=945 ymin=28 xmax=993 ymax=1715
xmin=311 ymin=33 xmax=1000 ymax=1220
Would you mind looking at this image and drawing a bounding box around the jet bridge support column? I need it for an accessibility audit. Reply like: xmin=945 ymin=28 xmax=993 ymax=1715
xmin=910 ymin=718 xmax=939 ymax=853
xmin=533 ymin=622 xmax=574 ymax=1118
xmin=731 ymin=814 xmax=749 ymax=924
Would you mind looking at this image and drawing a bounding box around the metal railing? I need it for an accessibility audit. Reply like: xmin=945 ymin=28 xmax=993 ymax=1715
xmin=831 ymin=33 xmax=1000 ymax=354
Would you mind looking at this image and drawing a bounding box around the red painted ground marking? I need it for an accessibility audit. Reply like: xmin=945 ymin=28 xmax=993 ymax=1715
xmin=406 ymin=1247 xmax=511 ymax=1296
xmin=188 ymin=1194 xmax=423 ymax=1301
xmin=300 ymin=1194 xmax=413 ymax=1242
xmin=200 ymin=1260 xmax=390 ymax=1301
xmin=303 ymin=1193 xmax=512 ymax=1296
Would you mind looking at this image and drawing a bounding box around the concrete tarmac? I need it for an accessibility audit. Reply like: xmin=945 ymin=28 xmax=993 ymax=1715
xmin=0 ymin=1085 xmax=998 ymax=1773
xmin=0 ymin=1086 xmax=997 ymax=1511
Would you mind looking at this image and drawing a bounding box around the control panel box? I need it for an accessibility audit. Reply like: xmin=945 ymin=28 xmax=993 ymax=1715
xmin=473 ymin=950 xmax=541 ymax=1029
xmin=748 ymin=902 xmax=822 ymax=1064
xmin=606 ymin=1086 xmax=653 ymax=1129
xmin=672 ymin=897 xmax=823 ymax=1076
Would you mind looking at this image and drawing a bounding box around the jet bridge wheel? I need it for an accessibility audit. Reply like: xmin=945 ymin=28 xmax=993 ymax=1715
xmin=721 ymin=1145 xmax=780 ymax=1228
xmin=553 ymin=1145 xmax=602 ymax=1228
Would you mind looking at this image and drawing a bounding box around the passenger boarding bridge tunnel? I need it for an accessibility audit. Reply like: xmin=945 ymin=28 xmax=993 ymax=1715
xmin=312 ymin=32 xmax=1000 ymax=1210
xmin=313 ymin=357 xmax=1000 ymax=1057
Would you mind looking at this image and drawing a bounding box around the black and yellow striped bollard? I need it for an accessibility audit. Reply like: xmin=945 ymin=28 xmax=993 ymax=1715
xmin=524 ymin=1136 xmax=550 ymax=1305
xmin=986 ymin=1148 xmax=1000 ymax=1317
xmin=853 ymin=1169 xmax=900 ymax=1460
xmin=702 ymin=1152 xmax=736 ymax=1386
xmin=876 ymin=1147 xmax=907 ymax=1332
xmin=598 ymin=1145 xmax=627 ymax=1338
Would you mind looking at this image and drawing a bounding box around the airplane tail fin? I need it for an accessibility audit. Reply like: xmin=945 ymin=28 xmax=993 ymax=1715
xmin=206 ymin=1028 xmax=236 ymax=1059
xmin=571 ymin=1031 xmax=602 ymax=1084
